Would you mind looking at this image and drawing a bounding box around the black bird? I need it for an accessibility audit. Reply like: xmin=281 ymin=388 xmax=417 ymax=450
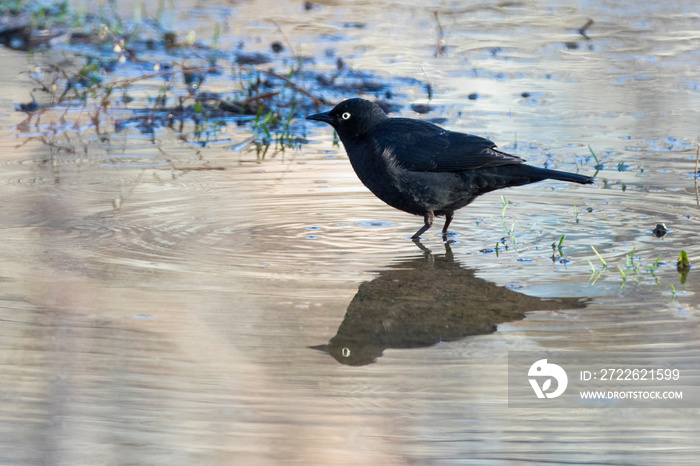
xmin=307 ymin=98 xmax=594 ymax=240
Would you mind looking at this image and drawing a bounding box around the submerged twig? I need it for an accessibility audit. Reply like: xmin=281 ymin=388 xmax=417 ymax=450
xmin=23 ymin=64 xmax=224 ymax=120
xmin=578 ymin=19 xmax=594 ymax=40
xmin=695 ymin=146 xmax=699 ymax=207
xmin=259 ymin=69 xmax=328 ymax=107
xmin=434 ymin=11 xmax=447 ymax=57
xmin=103 ymin=66 xmax=223 ymax=90
xmin=269 ymin=19 xmax=299 ymax=64
xmin=241 ymin=91 xmax=280 ymax=106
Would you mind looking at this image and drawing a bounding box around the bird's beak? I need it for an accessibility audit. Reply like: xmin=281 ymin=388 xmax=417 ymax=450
xmin=306 ymin=111 xmax=333 ymax=124
xmin=307 ymin=344 xmax=330 ymax=354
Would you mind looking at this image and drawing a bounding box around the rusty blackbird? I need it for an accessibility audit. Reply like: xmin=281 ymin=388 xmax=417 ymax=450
xmin=307 ymin=98 xmax=593 ymax=240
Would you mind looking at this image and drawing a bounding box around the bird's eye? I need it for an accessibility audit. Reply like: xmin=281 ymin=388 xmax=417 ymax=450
xmin=341 ymin=112 xmax=351 ymax=120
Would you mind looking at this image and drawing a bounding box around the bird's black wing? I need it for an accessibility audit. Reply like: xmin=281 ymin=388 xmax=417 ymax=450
xmin=371 ymin=118 xmax=524 ymax=171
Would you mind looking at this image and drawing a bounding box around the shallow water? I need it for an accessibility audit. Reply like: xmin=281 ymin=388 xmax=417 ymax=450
xmin=1 ymin=0 xmax=699 ymax=464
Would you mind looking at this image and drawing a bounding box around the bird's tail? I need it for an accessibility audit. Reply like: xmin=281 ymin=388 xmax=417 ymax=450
xmin=534 ymin=167 xmax=594 ymax=185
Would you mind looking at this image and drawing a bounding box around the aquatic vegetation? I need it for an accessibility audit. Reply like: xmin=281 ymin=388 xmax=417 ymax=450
xmin=7 ymin=0 xmax=400 ymax=160
xmin=590 ymin=245 xmax=608 ymax=269
xmin=583 ymin=242 xmax=692 ymax=296
xmin=588 ymin=144 xmax=604 ymax=173
xmin=554 ymin=234 xmax=566 ymax=255
xmin=677 ymin=250 xmax=690 ymax=285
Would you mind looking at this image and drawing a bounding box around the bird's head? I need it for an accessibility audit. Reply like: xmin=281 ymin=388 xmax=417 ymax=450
xmin=307 ymin=98 xmax=388 ymax=141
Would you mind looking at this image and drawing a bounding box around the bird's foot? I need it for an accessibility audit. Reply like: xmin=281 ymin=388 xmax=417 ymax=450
xmin=441 ymin=230 xmax=459 ymax=239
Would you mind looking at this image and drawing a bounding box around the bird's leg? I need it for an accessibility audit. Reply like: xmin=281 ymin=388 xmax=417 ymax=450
xmin=412 ymin=211 xmax=434 ymax=240
xmin=441 ymin=213 xmax=453 ymax=236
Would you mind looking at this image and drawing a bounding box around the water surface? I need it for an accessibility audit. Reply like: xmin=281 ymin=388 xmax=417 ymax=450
xmin=1 ymin=0 xmax=699 ymax=464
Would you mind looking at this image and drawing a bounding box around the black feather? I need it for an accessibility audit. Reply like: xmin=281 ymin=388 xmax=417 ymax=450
xmin=370 ymin=118 xmax=524 ymax=171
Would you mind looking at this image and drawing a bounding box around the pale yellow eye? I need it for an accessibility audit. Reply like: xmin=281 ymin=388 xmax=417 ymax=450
xmin=341 ymin=112 xmax=351 ymax=120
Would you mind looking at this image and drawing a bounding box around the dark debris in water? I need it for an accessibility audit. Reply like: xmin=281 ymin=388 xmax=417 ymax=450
xmin=270 ymin=41 xmax=285 ymax=54
xmin=0 ymin=23 xmax=64 ymax=51
xmin=563 ymin=19 xmax=595 ymax=51
xmin=15 ymin=100 xmax=39 ymax=113
xmin=651 ymin=223 xmax=669 ymax=238
xmin=411 ymin=104 xmax=432 ymax=114
xmin=235 ymin=52 xmax=272 ymax=66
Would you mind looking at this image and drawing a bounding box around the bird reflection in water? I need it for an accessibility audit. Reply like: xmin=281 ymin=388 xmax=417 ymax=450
xmin=311 ymin=242 xmax=587 ymax=366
